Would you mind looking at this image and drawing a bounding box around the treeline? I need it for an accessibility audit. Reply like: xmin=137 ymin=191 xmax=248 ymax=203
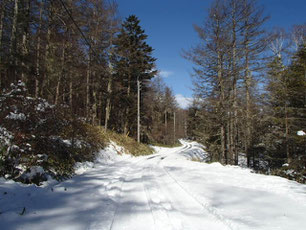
xmin=145 ymin=77 xmax=187 ymax=145
xmin=185 ymin=0 xmax=305 ymax=180
xmin=0 ymin=0 xmax=185 ymax=145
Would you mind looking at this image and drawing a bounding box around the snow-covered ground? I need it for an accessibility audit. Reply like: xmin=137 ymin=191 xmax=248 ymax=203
xmin=0 ymin=141 xmax=306 ymax=230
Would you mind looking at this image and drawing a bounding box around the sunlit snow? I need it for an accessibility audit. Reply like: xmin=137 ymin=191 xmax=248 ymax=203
xmin=0 ymin=141 xmax=305 ymax=230
xmin=297 ymin=130 xmax=306 ymax=136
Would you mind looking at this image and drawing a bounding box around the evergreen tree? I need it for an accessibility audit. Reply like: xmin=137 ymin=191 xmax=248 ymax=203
xmin=143 ymin=76 xmax=181 ymax=145
xmin=285 ymin=44 xmax=306 ymax=163
xmin=113 ymin=15 xmax=156 ymax=137
xmin=264 ymin=56 xmax=289 ymax=166
xmin=264 ymin=43 xmax=306 ymax=168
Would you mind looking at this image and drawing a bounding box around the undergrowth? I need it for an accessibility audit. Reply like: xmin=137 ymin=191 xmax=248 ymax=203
xmin=270 ymin=158 xmax=306 ymax=184
xmin=102 ymin=129 xmax=154 ymax=156
xmin=0 ymin=82 xmax=153 ymax=185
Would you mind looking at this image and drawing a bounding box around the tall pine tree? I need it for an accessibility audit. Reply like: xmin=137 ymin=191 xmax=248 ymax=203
xmin=265 ymin=43 xmax=306 ymax=167
xmin=113 ymin=15 xmax=156 ymax=137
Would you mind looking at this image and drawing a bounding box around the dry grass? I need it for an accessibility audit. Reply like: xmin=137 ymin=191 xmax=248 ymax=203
xmin=91 ymin=127 xmax=154 ymax=156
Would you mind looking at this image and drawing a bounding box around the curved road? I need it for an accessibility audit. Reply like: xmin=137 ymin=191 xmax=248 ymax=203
xmin=1 ymin=141 xmax=305 ymax=230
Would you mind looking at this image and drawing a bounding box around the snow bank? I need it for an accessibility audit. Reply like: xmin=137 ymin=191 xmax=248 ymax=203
xmin=1 ymin=140 xmax=305 ymax=230
xmin=74 ymin=141 xmax=131 ymax=175
xmin=160 ymin=141 xmax=306 ymax=230
xmin=96 ymin=141 xmax=131 ymax=163
xmin=176 ymin=139 xmax=209 ymax=161
xmin=297 ymin=130 xmax=306 ymax=136
xmin=0 ymin=141 xmax=132 ymax=228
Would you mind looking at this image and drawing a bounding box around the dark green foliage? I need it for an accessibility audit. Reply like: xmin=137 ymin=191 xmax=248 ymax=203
xmin=272 ymin=157 xmax=306 ymax=184
xmin=114 ymin=15 xmax=156 ymax=82
xmin=263 ymin=44 xmax=306 ymax=171
xmin=0 ymin=82 xmax=105 ymax=184
xmin=111 ymin=15 xmax=157 ymax=136
xmin=187 ymin=100 xmax=224 ymax=162
xmin=142 ymin=77 xmax=182 ymax=145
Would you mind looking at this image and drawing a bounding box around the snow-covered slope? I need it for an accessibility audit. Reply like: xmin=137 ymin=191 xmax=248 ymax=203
xmin=0 ymin=141 xmax=305 ymax=230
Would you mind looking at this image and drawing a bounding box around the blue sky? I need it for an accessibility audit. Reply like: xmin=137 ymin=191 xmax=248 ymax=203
xmin=116 ymin=0 xmax=306 ymax=108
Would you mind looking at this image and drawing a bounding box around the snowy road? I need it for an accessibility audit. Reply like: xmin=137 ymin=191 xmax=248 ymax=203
xmin=1 ymin=141 xmax=306 ymax=230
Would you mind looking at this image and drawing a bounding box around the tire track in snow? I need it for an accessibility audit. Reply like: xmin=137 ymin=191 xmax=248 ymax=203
xmin=88 ymin=161 xmax=134 ymax=230
xmin=179 ymin=144 xmax=192 ymax=152
xmin=162 ymin=166 xmax=235 ymax=229
xmin=87 ymin=159 xmax=145 ymax=230
xmin=109 ymin=157 xmax=155 ymax=230
xmin=147 ymin=164 xmax=198 ymax=230
xmin=158 ymin=145 xmax=237 ymax=230
xmin=103 ymin=142 xmax=236 ymax=230
xmin=108 ymin=160 xmax=141 ymax=230
xmin=142 ymin=165 xmax=180 ymax=230
xmin=144 ymin=143 xmax=231 ymax=230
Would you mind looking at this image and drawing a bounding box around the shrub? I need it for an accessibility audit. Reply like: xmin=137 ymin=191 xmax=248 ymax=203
xmin=271 ymin=157 xmax=306 ymax=184
xmin=101 ymin=129 xmax=154 ymax=156
xmin=0 ymin=81 xmax=106 ymax=185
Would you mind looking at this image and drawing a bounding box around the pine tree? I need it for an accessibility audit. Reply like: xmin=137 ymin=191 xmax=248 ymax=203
xmin=265 ymin=56 xmax=289 ymax=166
xmin=142 ymin=76 xmax=181 ymax=145
xmin=113 ymin=15 xmax=156 ymax=137
xmin=286 ymin=44 xmax=306 ymax=162
xmin=265 ymin=43 xmax=306 ymax=166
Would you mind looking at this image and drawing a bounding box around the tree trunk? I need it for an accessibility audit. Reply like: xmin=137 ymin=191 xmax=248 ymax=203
xmin=233 ymin=89 xmax=239 ymax=165
xmin=10 ymin=0 xmax=18 ymax=56
xmin=217 ymin=42 xmax=227 ymax=163
xmin=104 ymin=77 xmax=112 ymax=130
xmin=285 ymin=96 xmax=290 ymax=163
xmin=214 ymin=13 xmax=228 ymax=164
xmin=0 ymin=1 xmax=4 ymax=55
xmin=55 ymin=43 xmax=65 ymax=105
xmin=105 ymin=25 xmax=115 ymax=130
xmin=243 ymin=1 xmax=252 ymax=167
xmin=0 ymin=2 xmax=5 ymax=89
xmin=164 ymin=111 xmax=168 ymax=144
xmin=221 ymin=125 xmax=227 ymax=163
xmin=42 ymin=1 xmax=53 ymax=99
xmin=231 ymin=1 xmax=238 ymax=165
xmin=35 ymin=0 xmax=44 ymax=98
xmin=98 ymin=91 xmax=102 ymax=125
xmin=86 ymin=54 xmax=91 ymax=121
xmin=10 ymin=0 xmax=19 ymax=81
xmin=92 ymin=89 xmax=97 ymax=125
xmin=137 ymin=78 xmax=141 ymax=143
xmin=283 ymin=71 xmax=290 ymax=163
xmin=165 ymin=110 xmax=168 ymax=131
xmin=21 ymin=0 xmax=30 ymax=82
xmin=229 ymin=112 xmax=234 ymax=164
xmin=173 ymin=111 xmax=176 ymax=144
xmin=245 ymin=62 xmax=252 ymax=167
xmin=69 ymin=75 xmax=73 ymax=110
xmin=227 ymin=117 xmax=231 ymax=164
xmin=124 ymin=74 xmax=131 ymax=135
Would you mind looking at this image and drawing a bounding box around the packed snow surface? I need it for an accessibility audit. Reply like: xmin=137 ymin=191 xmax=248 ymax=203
xmin=1 ymin=140 xmax=306 ymax=230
